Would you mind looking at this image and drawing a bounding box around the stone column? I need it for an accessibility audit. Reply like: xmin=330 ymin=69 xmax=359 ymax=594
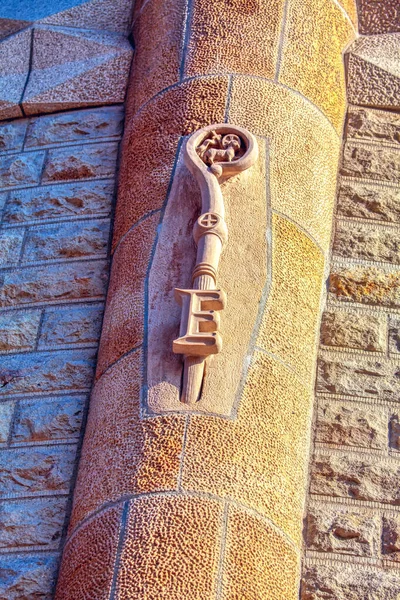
xmin=56 ymin=0 xmax=356 ymax=598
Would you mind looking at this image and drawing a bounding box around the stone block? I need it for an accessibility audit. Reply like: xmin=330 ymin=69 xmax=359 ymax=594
xmin=39 ymin=0 xmax=133 ymax=35
xmin=0 ymin=229 xmax=24 ymax=267
xmin=0 ymin=151 xmax=45 ymax=189
xmin=3 ymin=180 xmax=114 ymax=224
xmin=317 ymin=354 xmax=400 ymax=400
xmin=42 ymin=142 xmax=119 ymax=183
xmin=39 ymin=304 xmax=103 ymax=348
xmin=0 ymin=445 xmax=77 ymax=497
xmin=22 ymin=220 xmax=110 ymax=262
xmin=0 ymin=120 xmax=28 ymax=153
xmin=12 ymin=396 xmax=86 ymax=444
xmin=329 ymin=265 xmax=400 ymax=308
xmin=341 ymin=143 xmax=400 ymax=183
xmin=0 ymin=29 xmax=31 ymax=121
xmin=0 ymin=401 xmax=14 ymax=444
xmin=0 ymin=496 xmax=67 ymax=550
xmin=316 ymin=400 xmax=387 ymax=450
xmin=25 ymin=106 xmax=124 ymax=148
xmin=0 ymin=260 xmax=108 ymax=307
xmin=320 ymin=309 xmax=385 ymax=351
xmin=347 ymin=106 xmax=400 ymax=145
xmin=306 ymin=504 xmax=379 ymax=556
xmin=311 ymin=452 xmax=400 ymax=505
xmin=389 ymin=413 xmax=400 ymax=450
xmin=358 ymin=0 xmax=400 ymax=35
xmin=0 ymin=309 xmax=41 ymax=352
xmin=337 ymin=180 xmax=400 ymax=222
xmin=0 ymin=349 xmax=96 ymax=397
xmin=334 ymin=221 xmax=400 ymax=264
xmin=302 ymin=563 xmax=400 ymax=600
xmin=0 ymin=554 xmax=58 ymax=600
xmin=382 ymin=515 xmax=400 ymax=561
xmin=389 ymin=317 xmax=400 ymax=353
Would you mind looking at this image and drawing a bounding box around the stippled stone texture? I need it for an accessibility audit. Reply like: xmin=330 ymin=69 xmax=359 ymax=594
xmin=0 ymin=105 xmax=122 ymax=597
xmin=303 ymin=98 xmax=400 ymax=593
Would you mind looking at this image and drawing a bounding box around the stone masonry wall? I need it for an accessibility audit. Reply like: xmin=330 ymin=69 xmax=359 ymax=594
xmin=0 ymin=105 xmax=123 ymax=599
xmin=301 ymin=110 xmax=400 ymax=598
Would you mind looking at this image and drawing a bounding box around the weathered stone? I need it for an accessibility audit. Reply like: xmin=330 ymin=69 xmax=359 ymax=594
xmin=329 ymin=265 xmax=400 ymax=308
xmin=0 ymin=554 xmax=58 ymax=600
xmin=23 ymin=220 xmax=110 ymax=262
xmin=337 ymin=180 xmax=400 ymax=222
xmin=311 ymin=452 xmax=400 ymax=505
xmin=0 ymin=230 xmax=24 ymax=267
xmin=39 ymin=304 xmax=103 ymax=348
xmin=0 ymin=151 xmax=45 ymax=189
xmin=302 ymin=563 xmax=400 ymax=600
xmin=333 ymin=221 xmax=400 ymax=264
xmin=0 ymin=445 xmax=77 ymax=497
xmin=316 ymin=400 xmax=387 ymax=450
xmin=358 ymin=0 xmax=400 ymax=35
xmin=389 ymin=317 xmax=400 ymax=353
xmin=306 ymin=504 xmax=379 ymax=556
xmin=0 ymin=120 xmax=28 ymax=153
xmin=25 ymin=106 xmax=124 ymax=148
xmin=389 ymin=413 xmax=400 ymax=450
xmin=317 ymin=354 xmax=400 ymax=400
xmin=42 ymin=143 xmax=119 ymax=182
xmin=12 ymin=396 xmax=85 ymax=443
xmin=382 ymin=515 xmax=400 ymax=561
xmin=0 ymin=260 xmax=108 ymax=307
xmin=341 ymin=143 xmax=400 ymax=183
xmin=0 ymin=349 xmax=96 ymax=396
xmin=347 ymin=106 xmax=400 ymax=145
xmin=320 ymin=310 xmax=385 ymax=351
xmin=0 ymin=497 xmax=67 ymax=549
xmin=0 ymin=402 xmax=14 ymax=444
xmin=0 ymin=309 xmax=41 ymax=352
xmin=3 ymin=181 xmax=114 ymax=224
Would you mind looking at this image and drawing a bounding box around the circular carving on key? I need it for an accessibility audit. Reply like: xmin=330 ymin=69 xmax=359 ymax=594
xmin=199 ymin=212 xmax=219 ymax=229
xmin=193 ymin=212 xmax=227 ymax=245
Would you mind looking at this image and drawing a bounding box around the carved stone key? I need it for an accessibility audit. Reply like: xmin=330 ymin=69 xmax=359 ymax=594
xmin=173 ymin=124 xmax=258 ymax=405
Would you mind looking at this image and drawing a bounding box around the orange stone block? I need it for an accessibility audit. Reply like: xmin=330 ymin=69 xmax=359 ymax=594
xmin=55 ymin=504 xmax=123 ymax=600
xmin=181 ymin=352 xmax=312 ymax=547
xmin=114 ymin=76 xmax=229 ymax=250
xmin=69 ymin=350 xmax=185 ymax=531
xmin=184 ymin=0 xmax=285 ymax=80
xmin=96 ymin=213 xmax=159 ymax=378
xmin=221 ymin=505 xmax=299 ymax=600
xmin=116 ymin=494 xmax=223 ymax=599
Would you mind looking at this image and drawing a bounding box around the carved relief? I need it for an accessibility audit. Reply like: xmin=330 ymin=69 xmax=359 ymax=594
xmin=174 ymin=124 xmax=258 ymax=404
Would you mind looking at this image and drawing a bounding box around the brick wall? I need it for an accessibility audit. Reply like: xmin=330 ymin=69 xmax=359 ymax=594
xmin=0 ymin=106 xmax=123 ymax=598
xmin=302 ymin=106 xmax=400 ymax=598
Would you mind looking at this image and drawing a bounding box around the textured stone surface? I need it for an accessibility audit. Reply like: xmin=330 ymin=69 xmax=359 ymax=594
xmin=347 ymin=106 xmax=400 ymax=145
xmin=0 ymin=497 xmax=67 ymax=549
xmin=337 ymin=180 xmax=400 ymax=222
xmin=382 ymin=515 xmax=400 ymax=560
xmin=302 ymin=563 xmax=400 ymax=600
xmin=0 ymin=309 xmax=41 ymax=352
xmin=0 ymin=402 xmax=13 ymax=444
xmin=43 ymin=143 xmax=118 ymax=183
xmin=0 ymin=151 xmax=45 ymax=189
xmin=0 ymin=120 xmax=28 ymax=153
xmin=4 ymin=180 xmax=114 ymax=224
xmin=389 ymin=317 xmax=400 ymax=353
xmin=333 ymin=220 xmax=400 ymax=264
xmin=320 ymin=309 xmax=385 ymax=351
xmin=0 ymin=261 xmax=108 ymax=307
xmin=0 ymin=29 xmax=31 ymax=121
xmin=311 ymin=452 xmax=400 ymax=505
xmin=341 ymin=143 xmax=400 ymax=183
xmin=0 ymin=554 xmax=58 ymax=600
xmin=25 ymin=105 xmax=124 ymax=148
xmin=12 ymin=396 xmax=85 ymax=444
xmin=317 ymin=354 xmax=400 ymax=399
xmin=315 ymin=400 xmax=387 ymax=449
xmin=389 ymin=413 xmax=400 ymax=450
xmin=23 ymin=220 xmax=110 ymax=262
xmin=39 ymin=304 xmax=103 ymax=348
xmin=329 ymin=265 xmax=400 ymax=308
xmin=357 ymin=0 xmax=400 ymax=35
xmin=0 ymin=445 xmax=77 ymax=497
xmin=0 ymin=350 xmax=96 ymax=396
xmin=0 ymin=230 xmax=24 ymax=267
xmin=306 ymin=504 xmax=379 ymax=556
